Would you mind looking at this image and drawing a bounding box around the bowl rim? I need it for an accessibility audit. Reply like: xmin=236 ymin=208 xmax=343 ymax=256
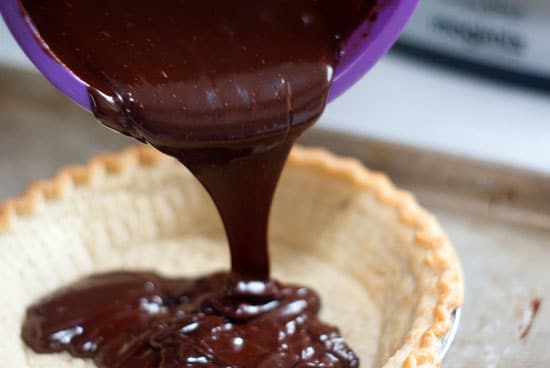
xmin=0 ymin=0 xmax=419 ymax=109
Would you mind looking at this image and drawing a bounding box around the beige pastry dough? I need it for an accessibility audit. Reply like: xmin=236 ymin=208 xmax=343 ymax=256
xmin=0 ymin=146 xmax=463 ymax=368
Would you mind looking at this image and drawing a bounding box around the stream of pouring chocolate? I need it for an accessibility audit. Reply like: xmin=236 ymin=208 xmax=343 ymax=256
xmin=19 ymin=1 xmax=377 ymax=366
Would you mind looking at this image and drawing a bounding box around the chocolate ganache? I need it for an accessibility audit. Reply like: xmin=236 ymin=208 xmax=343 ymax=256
xmin=19 ymin=1 xmax=378 ymax=367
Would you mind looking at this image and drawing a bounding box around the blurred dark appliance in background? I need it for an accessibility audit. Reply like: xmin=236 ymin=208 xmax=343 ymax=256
xmin=396 ymin=0 xmax=550 ymax=91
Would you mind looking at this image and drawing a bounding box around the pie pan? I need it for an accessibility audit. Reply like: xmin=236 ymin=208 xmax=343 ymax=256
xmin=0 ymin=146 xmax=463 ymax=368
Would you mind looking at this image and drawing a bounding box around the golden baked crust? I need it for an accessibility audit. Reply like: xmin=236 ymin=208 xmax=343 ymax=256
xmin=0 ymin=146 xmax=463 ymax=368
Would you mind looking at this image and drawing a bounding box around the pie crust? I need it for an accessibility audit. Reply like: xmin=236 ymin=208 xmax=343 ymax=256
xmin=0 ymin=146 xmax=463 ymax=368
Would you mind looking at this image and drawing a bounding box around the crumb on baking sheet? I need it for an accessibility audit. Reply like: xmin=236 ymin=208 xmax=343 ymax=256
xmin=520 ymin=298 xmax=542 ymax=340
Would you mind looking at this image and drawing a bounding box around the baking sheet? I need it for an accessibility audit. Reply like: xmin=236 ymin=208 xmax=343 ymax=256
xmin=300 ymin=131 xmax=550 ymax=367
xmin=1 ymin=68 xmax=549 ymax=367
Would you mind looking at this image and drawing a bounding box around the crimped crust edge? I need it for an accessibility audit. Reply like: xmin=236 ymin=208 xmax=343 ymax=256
xmin=0 ymin=145 xmax=464 ymax=368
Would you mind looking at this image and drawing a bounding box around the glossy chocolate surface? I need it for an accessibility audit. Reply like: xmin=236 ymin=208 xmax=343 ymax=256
xmin=20 ymin=0 xmax=375 ymax=146
xmin=19 ymin=1 xmax=377 ymax=366
xmin=23 ymin=272 xmax=359 ymax=367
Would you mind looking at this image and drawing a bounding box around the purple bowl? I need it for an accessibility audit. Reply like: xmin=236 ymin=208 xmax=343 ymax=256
xmin=1 ymin=0 xmax=418 ymax=110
